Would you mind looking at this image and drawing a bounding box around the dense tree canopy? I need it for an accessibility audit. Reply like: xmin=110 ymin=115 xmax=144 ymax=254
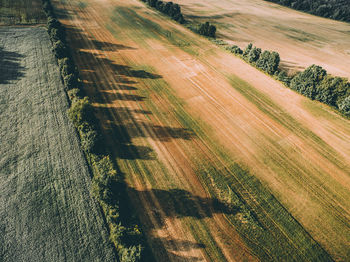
xmin=265 ymin=0 xmax=350 ymax=22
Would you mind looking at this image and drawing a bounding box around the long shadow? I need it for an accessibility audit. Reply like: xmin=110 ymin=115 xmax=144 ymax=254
xmin=59 ymin=8 xmax=212 ymax=261
xmin=77 ymin=50 xmax=162 ymax=81
xmin=66 ymin=26 xmax=136 ymax=52
xmin=0 ymin=47 xmax=25 ymax=84
xmin=131 ymin=188 xmax=239 ymax=221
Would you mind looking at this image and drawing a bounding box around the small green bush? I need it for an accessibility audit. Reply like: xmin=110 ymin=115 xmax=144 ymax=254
xmin=68 ymin=97 xmax=95 ymax=127
xmin=290 ymin=65 xmax=327 ymax=99
xmin=78 ymin=122 xmax=99 ymax=153
xmin=198 ymin=21 xmax=216 ymax=38
xmin=52 ymin=40 xmax=68 ymax=59
xmin=340 ymin=96 xmax=350 ymax=116
xmin=63 ymin=74 xmax=78 ymax=90
xmin=226 ymin=45 xmax=243 ymax=55
xmin=67 ymin=88 xmax=82 ymax=102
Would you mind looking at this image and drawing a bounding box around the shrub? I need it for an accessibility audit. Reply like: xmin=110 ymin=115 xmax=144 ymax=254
xmin=256 ymin=50 xmax=280 ymax=75
xmin=52 ymin=40 xmax=68 ymax=59
xmin=340 ymin=96 xmax=350 ymax=116
xmin=78 ymin=122 xmax=99 ymax=152
xmin=243 ymin=43 xmax=253 ymax=57
xmin=198 ymin=22 xmax=216 ymax=38
xmin=290 ymin=64 xmax=327 ymax=99
xmin=120 ymin=245 xmax=142 ymax=262
xmin=67 ymin=88 xmax=82 ymax=102
xmin=63 ymin=73 xmax=78 ymax=90
xmin=246 ymin=47 xmax=261 ymax=63
xmin=227 ymin=45 xmax=243 ymax=55
xmin=68 ymin=97 xmax=95 ymax=127
xmin=147 ymin=0 xmax=186 ymax=24
xmin=277 ymin=71 xmax=291 ymax=86
xmin=59 ymin=57 xmax=75 ymax=76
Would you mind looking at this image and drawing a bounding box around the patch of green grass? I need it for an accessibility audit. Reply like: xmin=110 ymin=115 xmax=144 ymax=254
xmin=0 ymin=27 xmax=116 ymax=261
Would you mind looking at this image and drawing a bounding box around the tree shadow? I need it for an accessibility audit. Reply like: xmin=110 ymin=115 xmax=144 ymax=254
xmin=133 ymin=188 xmax=239 ymax=221
xmin=122 ymin=186 xmax=238 ymax=260
xmin=77 ymin=50 xmax=162 ymax=80
xmin=65 ymin=26 xmax=136 ymax=52
xmin=102 ymin=118 xmax=195 ymax=143
xmin=0 ymin=47 xmax=25 ymax=84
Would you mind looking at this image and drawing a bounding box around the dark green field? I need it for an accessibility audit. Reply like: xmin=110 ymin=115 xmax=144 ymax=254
xmin=0 ymin=27 xmax=116 ymax=261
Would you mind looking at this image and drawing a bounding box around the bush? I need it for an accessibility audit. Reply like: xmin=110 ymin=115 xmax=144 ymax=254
xmin=68 ymin=97 xmax=95 ymax=127
xmin=243 ymin=43 xmax=253 ymax=57
xmin=52 ymin=40 xmax=68 ymax=59
xmin=277 ymin=71 xmax=291 ymax=86
xmin=146 ymin=0 xmax=186 ymax=24
xmin=226 ymin=45 xmax=243 ymax=55
xmin=63 ymin=73 xmax=78 ymax=90
xmin=198 ymin=22 xmax=216 ymax=38
xmin=246 ymin=47 xmax=261 ymax=63
xmin=67 ymin=88 xmax=82 ymax=102
xmin=256 ymin=50 xmax=280 ymax=75
xmin=340 ymin=96 xmax=350 ymax=116
xmin=78 ymin=122 xmax=99 ymax=152
xmin=120 ymin=245 xmax=142 ymax=262
xmin=290 ymin=64 xmax=327 ymax=99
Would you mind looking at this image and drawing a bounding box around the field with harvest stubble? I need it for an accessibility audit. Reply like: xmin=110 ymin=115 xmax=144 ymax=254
xmin=55 ymin=0 xmax=350 ymax=260
xmin=0 ymin=27 xmax=117 ymax=261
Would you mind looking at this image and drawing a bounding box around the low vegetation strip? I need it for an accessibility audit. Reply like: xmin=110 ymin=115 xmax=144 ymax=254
xmin=42 ymin=1 xmax=147 ymax=261
xmin=0 ymin=27 xmax=116 ymax=261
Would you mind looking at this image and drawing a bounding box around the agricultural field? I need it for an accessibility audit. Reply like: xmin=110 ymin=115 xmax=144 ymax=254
xmin=0 ymin=0 xmax=46 ymax=25
xmin=176 ymin=0 xmax=350 ymax=79
xmin=55 ymin=0 xmax=350 ymax=261
xmin=0 ymin=27 xmax=116 ymax=261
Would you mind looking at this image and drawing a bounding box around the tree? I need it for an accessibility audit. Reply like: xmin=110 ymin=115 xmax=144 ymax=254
xmin=247 ymin=47 xmax=261 ymax=63
xmin=290 ymin=64 xmax=327 ymax=99
xmin=52 ymin=40 xmax=67 ymax=59
xmin=243 ymin=43 xmax=253 ymax=57
xmin=198 ymin=22 xmax=216 ymax=38
xmin=340 ymin=96 xmax=350 ymax=116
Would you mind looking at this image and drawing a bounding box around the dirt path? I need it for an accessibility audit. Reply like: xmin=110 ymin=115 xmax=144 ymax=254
xmin=176 ymin=0 xmax=350 ymax=79
xmin=55 ymin=0 xmax=350 ymax=260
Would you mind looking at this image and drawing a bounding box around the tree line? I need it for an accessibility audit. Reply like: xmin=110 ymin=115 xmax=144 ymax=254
xmin=42 ymin=0 xmax=145 ymax=261
xmin=142 ymin=0 xmax=185 ymax=24
xmin=265 ymin=0 xmax=350 ymax=22
xmin=226 ymin=42 xmax=350 ymax=116
xmin=141 ymin=0 xmax=217 ymax=38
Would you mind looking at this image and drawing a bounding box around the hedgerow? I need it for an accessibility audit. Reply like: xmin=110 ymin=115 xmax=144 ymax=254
xmin=226 ymin=42 xmax=350 ymax=117
xmin=141 ymin=0 xmax=185 ymax=24
xmin=42 ymin=0 xmax=145 ymax=260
